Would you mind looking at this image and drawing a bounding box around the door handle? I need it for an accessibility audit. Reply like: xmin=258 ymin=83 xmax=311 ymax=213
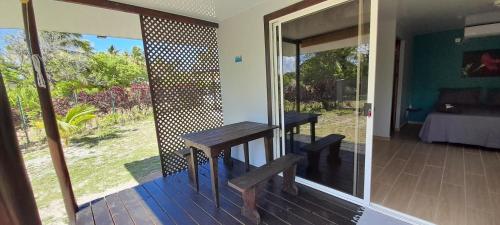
xmin=363 ymin=103 xmax=372 ymax=117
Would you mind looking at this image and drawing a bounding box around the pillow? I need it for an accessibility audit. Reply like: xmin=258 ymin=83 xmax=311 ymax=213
xmin=486 ymin=89 xmax=500 ymax=106
xmin=438 ymin=88 xmax=481 ymax=105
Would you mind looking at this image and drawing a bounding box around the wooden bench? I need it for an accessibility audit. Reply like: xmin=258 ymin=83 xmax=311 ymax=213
xmin=302 ymin=134 xmax=345 ymax=172
xmin=228 ymin=154 xmax=303 ymax=224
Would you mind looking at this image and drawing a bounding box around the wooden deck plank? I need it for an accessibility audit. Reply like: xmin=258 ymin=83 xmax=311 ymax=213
xmin=209 ymin=160 xmax=358 ymax=224
xmin=196 ymin=165 xmax=289 ymax=225
xmin=190 ymin=166 xmax=285 ymax=225
xmin=77 ymin=158 xmax=362 ymax=225
xmin=206 ymin=164 xmax=316 ymax=225
xmin=221 ymin=157 xmax=359 ymax=213
xmin=173 ymin=171 xmax=260 ymax=225
xmin=202 ymin=163 xmax=338 ymax=225
xmin=104 ymin=194 xmax=134 ymax=225
xmin=76 ymin=203 xmax=95 ymax=225
xmin=90 ymin=198 xmax=114 ymax=225
xmin=134 ymin=186 xmax=176 ymax=225
xmin=117 ymin=189 xmax=155 ymax=225
xmin=165 ymin=173 xmax=243 ymax=225
xmin=213 ymin=162 xmax=335 ymax=224
xmin=142 ymin=181 xmax=198 ymax=225
xmin=152 ymin=178 xmax=220 ymax=225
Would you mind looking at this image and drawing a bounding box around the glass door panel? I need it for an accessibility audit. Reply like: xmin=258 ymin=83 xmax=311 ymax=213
xmin=273 ymin=0 xmax=371 ymax=199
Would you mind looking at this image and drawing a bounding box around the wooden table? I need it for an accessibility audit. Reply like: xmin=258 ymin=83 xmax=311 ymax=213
xmin=180 ymin=121 xmax=279 ymax=207
xmin=284 ymin=112 xmax=320 ymax=152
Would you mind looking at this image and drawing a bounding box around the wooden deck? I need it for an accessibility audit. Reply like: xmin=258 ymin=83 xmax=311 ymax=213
xmin=76 ymin=159 xmax=362 ymax=225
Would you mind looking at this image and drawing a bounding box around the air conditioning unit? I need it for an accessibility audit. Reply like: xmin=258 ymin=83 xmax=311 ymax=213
xmin=464 ymin=11 xmax=500 ymax=39
xmin=464 ymin=23 xmax=500 ymax=39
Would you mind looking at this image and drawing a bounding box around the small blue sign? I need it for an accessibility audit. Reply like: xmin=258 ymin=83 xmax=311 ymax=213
xmin=235 ymin=55 xmax=243 ymax=63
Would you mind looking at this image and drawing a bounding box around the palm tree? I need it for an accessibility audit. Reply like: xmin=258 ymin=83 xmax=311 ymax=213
xmin=56 ymin=104 xmax=97 ymax=146
xmin=107 ymin=45 xmax=119 ymax=55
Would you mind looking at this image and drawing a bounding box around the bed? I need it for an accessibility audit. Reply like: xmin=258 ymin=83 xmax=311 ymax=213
xmin=419 ymin=88 xmax=500 ymax=149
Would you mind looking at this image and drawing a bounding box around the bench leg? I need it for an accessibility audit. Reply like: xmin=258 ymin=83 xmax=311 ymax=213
xmin=282 ymin=164 xmax=299 ymax=195
xmin=328 ymin=143 xmax=342 ymax=163
xmin=223 ymin=148 xmax=233 ymax=167
xmin=307 ymin=151 xmax=320 ymax=173
xmin=241 ymin=187 xmax=260 ymax=224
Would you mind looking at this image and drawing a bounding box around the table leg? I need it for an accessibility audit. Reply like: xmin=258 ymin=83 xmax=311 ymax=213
xmin=243 ymin=142 xmax=250 ymax=171
xmin=289 ymin=131 xmax=294 ymax=153
xmin=185 ymin=154 xmax=194 ymax=186
xmin=223 ymin=148 xmax=233 ymax=167
xmin=189 ymin=148 xmax=199 ymax=192
xmin=310 ymin=122 xmax=316 ymax=143
xmin=209 ymin=156 xmax=220 ymax=208
xmin=264 ymin=135 xmax=273 ymax=163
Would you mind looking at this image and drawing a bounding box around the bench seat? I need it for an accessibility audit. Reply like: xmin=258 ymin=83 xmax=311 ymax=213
xmin=228 ymin=154 xmax=303 ymax=224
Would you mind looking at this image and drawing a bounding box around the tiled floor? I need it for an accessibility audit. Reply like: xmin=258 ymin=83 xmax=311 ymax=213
xmin=372 ymin=125 xmax=500 ymax=225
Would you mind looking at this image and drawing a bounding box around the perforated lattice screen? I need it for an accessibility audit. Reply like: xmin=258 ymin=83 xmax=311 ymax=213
xmin=140 ymin=15 xmax=223 ymax=176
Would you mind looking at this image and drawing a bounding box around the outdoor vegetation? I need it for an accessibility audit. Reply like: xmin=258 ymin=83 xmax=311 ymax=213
xmin=284 ymin=46 xmax=369 ymax=143
xmin=1 ymin=30 xmax=160 ymax=225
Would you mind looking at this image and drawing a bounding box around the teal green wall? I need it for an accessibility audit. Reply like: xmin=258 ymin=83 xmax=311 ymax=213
xmin=409 ymin=29 xmax=500 ymax=122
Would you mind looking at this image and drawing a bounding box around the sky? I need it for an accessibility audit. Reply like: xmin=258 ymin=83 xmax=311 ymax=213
xmin=82 ymin=35 xmax=143 ymax=52
xmin=0 ymin=28 xmax=143 ymax=53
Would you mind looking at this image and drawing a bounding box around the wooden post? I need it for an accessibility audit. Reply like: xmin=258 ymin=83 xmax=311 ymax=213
xmin=20 ymin=1 xmax=78 ymax=223
xmin=295 ymin=42 xmax=301 ymax=113
xmin=0 ymin=73 xmax=43 ymax=225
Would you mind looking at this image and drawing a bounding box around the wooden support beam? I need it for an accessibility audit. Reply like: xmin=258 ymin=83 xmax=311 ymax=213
xmin=295 ymin=42 xmax=300 ymax=113
xmin=21 ymin=1 xmax=78 ymax=224
xmin=58 ymin=0 xmax=219 ymax=28
xmin=300 ymin=24 xmax=370 ymax=48
xmin=0 ymin=73 xmax=43 ymax=225
xmin=264 ymin=0 xmax=327 ymax=22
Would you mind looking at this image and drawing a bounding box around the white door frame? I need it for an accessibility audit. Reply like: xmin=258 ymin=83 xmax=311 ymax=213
xmin=268 ymin=0 xmax=375 ymax=207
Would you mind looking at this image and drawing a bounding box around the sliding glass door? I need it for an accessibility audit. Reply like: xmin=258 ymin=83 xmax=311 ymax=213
xmin=270 ymin=0 xmax=372 ymax=202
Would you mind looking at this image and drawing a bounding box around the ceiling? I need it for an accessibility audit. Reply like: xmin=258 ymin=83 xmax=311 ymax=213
xmin=397 ymin=0 xmax=500 ymax=35
xmin=282 ymin=0 xmax=370 ymax=40
xmin=0 ymin=0 xmax=272 ymax=39
xmin=281 ymin=0 xmax=500 ymax=40
xmin=112 ymin=0 xmax=269 ymax=22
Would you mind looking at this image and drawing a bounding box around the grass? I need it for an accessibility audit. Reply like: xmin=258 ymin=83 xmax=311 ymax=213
xmin=299 ymin=109 xmax=367 ymax=144
xmin=22 ymin=119 xmax=161 ymax=225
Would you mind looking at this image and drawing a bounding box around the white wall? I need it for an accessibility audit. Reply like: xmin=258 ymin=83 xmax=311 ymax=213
xmin=218 ymin=0 xmax=300 ymax=166
xmin=372 ymin=0 xmax=397 ymax=138
xmin=397 ymin=38 xmax=414 ymax=128
xmin=395 ymin=40 xmax=405 ymax=129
